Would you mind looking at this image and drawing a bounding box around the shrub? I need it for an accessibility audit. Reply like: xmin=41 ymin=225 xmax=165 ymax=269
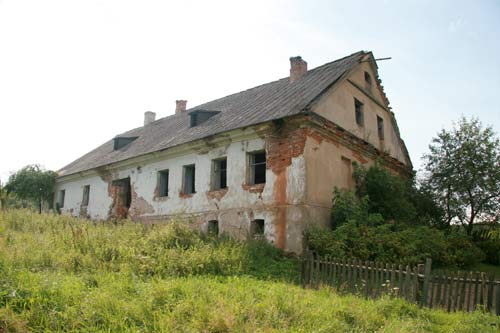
xmin=443 ymin=232 xmax=485 ymax=268
xmin=330 ymin=189 xmax=384 ymax=230
xmin=476 ymin=239 xmax=500 ymax=265
xmin=305 ymin=224 xmax=483 ymax=268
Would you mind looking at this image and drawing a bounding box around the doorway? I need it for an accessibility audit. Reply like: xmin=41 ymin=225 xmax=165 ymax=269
xmin=111 ymin=177 xmax=131 ymax=219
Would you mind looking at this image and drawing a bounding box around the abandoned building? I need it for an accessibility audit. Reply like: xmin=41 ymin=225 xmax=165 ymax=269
xmin=55 ymin=51 xmax=412 ymax=253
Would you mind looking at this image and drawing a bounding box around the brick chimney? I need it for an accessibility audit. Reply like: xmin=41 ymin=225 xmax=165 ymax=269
xmin=289 ymin=56 xmax=307 ymax=83
xmin=144 ymin=111 xmax=156 ymax=126
xmin=175 ymin=100 xmax=187 ymax=114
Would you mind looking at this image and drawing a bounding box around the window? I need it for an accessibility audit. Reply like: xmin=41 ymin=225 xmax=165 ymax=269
xmin=158 ymin=170 xmax=169 ymax=197
xmin=59 ymin=190 xmax=65 ymax=208
xmin=208 ymin=220 xmax=219 ymax=235
xmin=82 ymin=185 xmax=90 ymax=206
xmin=212 ymin=158 xmax=227 ymax=190
xmin=113 ymin=136 xmax=138 ymax=150
xmin=364 ymin=71 xmax=372 ymax=87
xmin=189 ymin=110 xmax=220 ymax=127
xmin=250 ymin=219 xmax=265 ymax=238
xmin=249 ymin=151 xmax=266 ymax=185
xmin=183 ymin=164 xmax=196 ymax=195
xmin=354 ymin=98 xmax=364 ymax=126
xmin=377 ymin=115 xmax=385 ymax=140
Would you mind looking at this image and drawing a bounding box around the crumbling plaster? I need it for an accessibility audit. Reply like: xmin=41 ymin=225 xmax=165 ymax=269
xmin=55 ymin=59 xmax=412 ymax=254
xmin=56 ymin=128 xmax=308 ymax=253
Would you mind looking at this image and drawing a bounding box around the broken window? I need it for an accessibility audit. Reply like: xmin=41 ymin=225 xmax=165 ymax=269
xmin=354 ymin=98 xmax=364 ymax=127
xmin=189 ymin=110 xmax=220 ymax=127
xmin=82 ymin=185 xmax=90 ymax=206
xmin=212 ymin=158 xmax=227 ymax=190
xmin=364 ymin=71 xmax=372 ymax=90
xmin=208 ymin=220 xmax=219 ymax=235
xmin=113 ymin=137 xmax=138 ymax=150
xmin=158 ymin=169 xmax=169 ymax=197
xmin=183 ymin=164 xmax=196 ymax=195
xmin=59 ymin=190 xmax=65 ymax=208
xmin=250 ymin=219 xmax=265 ymax=239
xmin=377 ymin=115 xmax=385 ymax=140
xmin=249 ymin=151 xmax=266 ymax=185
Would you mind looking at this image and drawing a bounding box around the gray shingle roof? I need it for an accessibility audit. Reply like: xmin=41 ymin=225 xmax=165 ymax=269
xmin=58 ymin=51 xmax=367 ymax=177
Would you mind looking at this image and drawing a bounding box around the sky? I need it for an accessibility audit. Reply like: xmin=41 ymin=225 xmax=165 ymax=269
xmin=0 ymin=0 xmax=499 ymax=182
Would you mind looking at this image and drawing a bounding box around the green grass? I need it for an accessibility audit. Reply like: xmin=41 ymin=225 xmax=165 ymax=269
xmin=0 ymin=210 xmax=499 ymax=332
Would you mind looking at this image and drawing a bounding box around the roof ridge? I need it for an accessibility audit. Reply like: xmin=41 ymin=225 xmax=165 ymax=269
xmin=143 ymin=51 xmax=367 ymax=127
xmin=58 ymin=51 xmax=371 ymax=177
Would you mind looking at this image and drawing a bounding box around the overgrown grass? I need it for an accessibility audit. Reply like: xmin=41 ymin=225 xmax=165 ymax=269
xmin=1 ymin=210 xmax=499 ymax=332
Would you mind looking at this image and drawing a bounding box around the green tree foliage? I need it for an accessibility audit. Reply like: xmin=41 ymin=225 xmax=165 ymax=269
xmin=4 ymin=165 xmax=57 ymax=213
xmin=308 ymin=187 xmax=484 ymax=268
xmin=353 ymin=164 xmax=416 ymax=224
xmin=352 ymin=163 xmax=443 ymax=228
xmin=0 ymin=181 xmax=6 ymax=210
xmin=423 ymin=117 xmax=500 ymax=234
xmin=307 ymin=163 xmax=484 ymax=268
xmin=330 ymin=188 xmax=383 ymax=229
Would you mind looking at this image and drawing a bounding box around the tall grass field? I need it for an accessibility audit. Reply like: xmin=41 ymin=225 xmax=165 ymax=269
xmin=0 ymin=210 xmax=499 ymax=332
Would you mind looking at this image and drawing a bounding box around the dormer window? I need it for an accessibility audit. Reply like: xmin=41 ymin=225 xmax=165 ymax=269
xmin=189 ymin=110 xmax=220 ymax=127
xmin=113 ymin=137 xmax=138 ymax=150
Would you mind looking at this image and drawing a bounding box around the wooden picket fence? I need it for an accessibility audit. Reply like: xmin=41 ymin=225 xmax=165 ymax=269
xmin=301 ymin=252 xmax=500 ymax=315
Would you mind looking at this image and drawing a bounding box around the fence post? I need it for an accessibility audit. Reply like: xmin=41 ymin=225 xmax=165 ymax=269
xmin=421 ymin=258 xmax=432 ymax=307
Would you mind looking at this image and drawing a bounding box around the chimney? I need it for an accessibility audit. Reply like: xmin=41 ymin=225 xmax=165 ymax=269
xmin=175 ymin=100 xmax=187 ymax=114
xmin=289 ymin=56 xmax=307 ymax=83
xmin=144 ymin=111 xmax=156 ymax=126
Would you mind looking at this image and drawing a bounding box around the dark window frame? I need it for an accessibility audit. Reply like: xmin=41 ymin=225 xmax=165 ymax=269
xmin=158 ymin=169 xmax=169 ymax=197
xmin=207 ymin=220 xmax=219 ymax=236
xmin=364 ymin=71 xmax=372 ymax=86
xmin=183 ymin=164 xmax=196 ymax=195
xmin=59 ymin=189 xmax=65 ymax=208
xmin=377 ymin=115 xmax=385 ymax=140
xmin=82 ymin=185 xmax=90 ymax=206
xmin=354 ymin=98 xmax=364 ymax=127
xmin=250 ymin=219 xmax=265 ymax=238
xmin=248 ymin=151 xmax=266 ymax=185
xmin=212 ymin=157 xmax=227 ymax=190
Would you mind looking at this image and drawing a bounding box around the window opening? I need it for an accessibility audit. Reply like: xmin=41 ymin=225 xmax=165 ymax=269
xmin=354 ymin=98 xmax=364 ymax=126
xmin=208 ymin=220 xmax=219 ymax=235
xmin=249 ymin=152 xmax=266 ymax=185
xmin=250 ymin=219 xmax=265 ymax=238
xmin=183 ymin=164 xmax=196 ymax=194
xmin=212 ymin=158 xmax=227 ymax=190
xmin=159 ymin=170 xmax=169 ymax=197
xmin=82 ymin=185 xmax=90 ymax=206
xmin=377 ymin=116 xmax=385 ymax=140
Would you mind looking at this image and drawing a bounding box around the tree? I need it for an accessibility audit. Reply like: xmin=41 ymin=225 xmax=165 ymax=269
xmin=0 ymin=180 xmax=7 ymax=210
xmin=423 ymin=117 xmax=500 ymax=234
xmin=4 ymin=165 xmax=57 ymax=214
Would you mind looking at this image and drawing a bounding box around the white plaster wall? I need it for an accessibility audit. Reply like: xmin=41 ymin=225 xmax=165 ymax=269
xmin=57 ymin=134 xmax=305 ymax=219
xmin=133 ymin=136 xmax=276 ymax=216
xmin=56 ymin=175 xmax=111 ymax=219
xmin=55 ymin=133 xmax=308 ymax=252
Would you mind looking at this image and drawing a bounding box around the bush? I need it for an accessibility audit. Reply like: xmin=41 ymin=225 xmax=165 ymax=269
xmin=443 ymin=232 xmax=485 ymax=268
xmin=313 ymin=164 xmax=487 ymax=269
xmin=330 ymin=189 xmax=384 ymax=230
xmin=305 ymin=224 xmax=484 ymax=268
xmin=476 ymin=239 xmax=500 ymax=265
